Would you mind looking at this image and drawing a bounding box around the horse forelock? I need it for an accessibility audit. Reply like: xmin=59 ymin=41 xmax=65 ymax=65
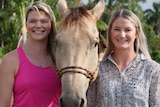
xmin=61 ymin=6 xmax=92 ymax=28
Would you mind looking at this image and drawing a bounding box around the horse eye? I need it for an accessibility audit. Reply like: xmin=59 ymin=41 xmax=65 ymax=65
xmin=54 ymin=39 xmax=58 ymax=45
xmin=94 ymin=42 xmax=99 ymax=47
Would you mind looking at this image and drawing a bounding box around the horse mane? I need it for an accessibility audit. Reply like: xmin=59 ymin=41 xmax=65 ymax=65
xmin=61 ymin=6 xmax=92 ymax=27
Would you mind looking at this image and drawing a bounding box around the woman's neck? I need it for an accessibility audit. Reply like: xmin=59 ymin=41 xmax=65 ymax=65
xmin=24 ymin=39 xmax=48 ymax=54
xmin=22 ymin=43 xmax=52 ymax=67
xmin=112 ymin=50 xmax=137 ymax=71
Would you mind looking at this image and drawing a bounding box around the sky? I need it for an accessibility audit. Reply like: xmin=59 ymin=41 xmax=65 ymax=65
xmin=139 ymin=0 xmax=160 ymax=10
xmin=81 ymin=0 xmax=160 ymax=10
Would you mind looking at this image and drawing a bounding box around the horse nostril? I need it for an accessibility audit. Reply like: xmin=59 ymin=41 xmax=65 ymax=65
xmin=80 ymin=98 xmax=84 ymax=107
xmin=60 ymin=98 xmax=64 ymax=107
xmin=60 ymin=96 xmax=85 ymax=107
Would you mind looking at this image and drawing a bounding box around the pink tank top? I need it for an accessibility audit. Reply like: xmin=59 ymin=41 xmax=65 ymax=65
xmin=13 ymin=46 xmax=61 ymax=107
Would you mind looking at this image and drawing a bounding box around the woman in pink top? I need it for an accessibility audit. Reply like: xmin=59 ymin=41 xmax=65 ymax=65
xmin=0 ymin=1 xmax=61 ymax=107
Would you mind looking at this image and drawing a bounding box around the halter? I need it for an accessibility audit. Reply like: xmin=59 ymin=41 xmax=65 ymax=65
xmin=57 ymin=60 xmax=99 ymax=83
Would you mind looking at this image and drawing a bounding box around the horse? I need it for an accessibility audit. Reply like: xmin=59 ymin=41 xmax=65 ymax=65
xmin=54 ymin=0 xmax=105 ymax=107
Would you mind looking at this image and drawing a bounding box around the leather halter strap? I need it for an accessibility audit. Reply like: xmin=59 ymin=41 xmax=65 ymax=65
xmin=57 ymin=60 xmax=99 ymax=83
xmin=58 ymin=66 xmax=94 ymax=79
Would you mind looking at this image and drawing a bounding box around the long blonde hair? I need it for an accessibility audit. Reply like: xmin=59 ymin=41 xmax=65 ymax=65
xmin=103 ymin=9 xmax=151 ymax=59
xmin=18 ymin=1 xmax=57 ymax=63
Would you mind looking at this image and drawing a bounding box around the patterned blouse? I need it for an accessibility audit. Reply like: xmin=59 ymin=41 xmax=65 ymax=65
xmin=87 ymin=53 xmax=160 ymax=107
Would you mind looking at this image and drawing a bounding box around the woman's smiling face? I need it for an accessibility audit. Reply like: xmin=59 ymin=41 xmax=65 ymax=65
xmin=26 ymin=10 xmax=52 ymax=41
xmin=111 ymin=17 xmax=137 ymax=51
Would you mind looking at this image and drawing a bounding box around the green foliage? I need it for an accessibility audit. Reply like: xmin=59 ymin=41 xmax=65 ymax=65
xmin=0 ymin=47 xmax=2 ymax=59
xmin=0 ymin=0 xmax=160 ymax=63
xmin=0 ymin=0 xmax=35 ymax=56
xmin=143 ymin=19 xmax=160 ymax=63
xmin=143 ymin=4 xmax=160 ymax=62
xmin=0 ymin=8 xmax=21 ymax=54
xmin=97 ymin=20 xmax=108 ymax=31
xmin=151 ymin=50 xmax=160 ymax=63
xmin=148 ymin=34 xmax=160 ymax=63
xmin=144 ymin=2 xmax=160 ymax=36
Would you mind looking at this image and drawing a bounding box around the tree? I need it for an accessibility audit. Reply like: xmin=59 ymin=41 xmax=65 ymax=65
xmin=0 ymin=0 xmax=35 ymax=54
xmin=0 ymin=0 xmax=160 ymax=63
xmin=144 ymin=2 xmax=160 ymax=36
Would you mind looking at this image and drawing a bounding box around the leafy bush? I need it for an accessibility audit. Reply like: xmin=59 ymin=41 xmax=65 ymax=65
xmin=143 ymin=23 xmax=160 ymax=63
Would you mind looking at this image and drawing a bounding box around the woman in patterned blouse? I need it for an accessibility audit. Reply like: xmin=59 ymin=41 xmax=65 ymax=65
xmin=87 ymin=9 xmax=160 ymax=107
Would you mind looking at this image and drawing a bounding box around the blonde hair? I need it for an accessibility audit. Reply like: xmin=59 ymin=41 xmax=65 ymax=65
xmin=18 ymin=1 xmax=57 ymax=63
xmin=103 ymin=9 xmax=151 ymax=59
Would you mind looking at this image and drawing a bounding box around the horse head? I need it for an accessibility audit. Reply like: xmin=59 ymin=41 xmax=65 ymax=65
xmin=54 ymin=0 xmax=105 ymax=106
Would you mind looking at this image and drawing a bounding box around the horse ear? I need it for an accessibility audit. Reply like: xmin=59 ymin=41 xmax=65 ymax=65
xmin=89 ymin=0 xmax=105 ymax=20
xmin=57 ymin=0 xmax=69 ymax=19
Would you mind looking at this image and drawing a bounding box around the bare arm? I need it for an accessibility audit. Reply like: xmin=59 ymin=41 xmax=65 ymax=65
xmin=0 ymin=51 xmax=18 ymax=107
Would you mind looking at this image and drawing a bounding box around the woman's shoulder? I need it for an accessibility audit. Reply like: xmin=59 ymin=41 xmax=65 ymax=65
xmin=142 ymin=56 xmax=160 ymax=68
xmin=141 ymin=55 xmax=160 ymax=74
xmin=0 ymin=49 xmax=19 ymax=74
xmin=2 ymin=49 xmax=18 ymax=62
